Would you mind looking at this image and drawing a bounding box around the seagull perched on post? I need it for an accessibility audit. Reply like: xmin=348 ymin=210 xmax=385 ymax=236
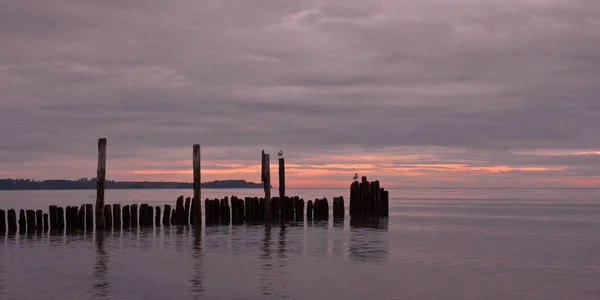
xmin=352 ymin=173 xmax=359 ymax=181
xmin=277 ymin=150 xmax=283 ymax=157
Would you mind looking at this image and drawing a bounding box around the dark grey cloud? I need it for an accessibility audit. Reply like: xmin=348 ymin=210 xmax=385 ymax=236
xmin=1 ymin=0 xmax=599 ymax=184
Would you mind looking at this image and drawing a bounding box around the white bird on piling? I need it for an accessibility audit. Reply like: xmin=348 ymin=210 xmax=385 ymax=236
xmin=277 ymin=150 xmax=283 ymax=157
xmin=353 ymin=173 xmax=359 ymax=181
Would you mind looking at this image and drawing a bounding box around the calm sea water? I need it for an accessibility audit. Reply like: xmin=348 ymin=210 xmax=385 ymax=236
xmin=1 ymin=188 xmax=599 ymax=300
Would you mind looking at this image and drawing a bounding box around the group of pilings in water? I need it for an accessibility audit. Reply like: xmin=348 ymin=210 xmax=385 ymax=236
xmin=350 ymin=177 xmax=390 ymax=219
xmin=0 ymin=177 xmax=389 ymax=234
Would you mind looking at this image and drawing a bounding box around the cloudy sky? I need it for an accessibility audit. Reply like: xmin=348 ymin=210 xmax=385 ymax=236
xmin=1 ymin=0 xmax=599 ymax=187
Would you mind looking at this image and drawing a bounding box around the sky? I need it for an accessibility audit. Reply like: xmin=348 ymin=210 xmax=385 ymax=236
xmin=1 ymin=0 xmax=599 ymax=188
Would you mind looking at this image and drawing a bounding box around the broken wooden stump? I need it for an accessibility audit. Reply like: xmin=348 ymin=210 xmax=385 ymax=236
xmin=113 ymin=204 xmax=121 ymax=230
xmin=155 ymin=206 xmax=161 ymax=227
xmin=26 ymin=209 xmax=36 ymax=232
xmin=18 ymin=209 xmax=26 ymax=234
xmin=122 ymin=205 xmax=131 ymax=228
xmin=0 ymin=209 xmax=5 ymax=234
xmin=130 ymin=204 xmax=138 ymax=227
xmin=163 ymin=204 xmax=171 ymax=226
xmin=36 ymin=210 xmax=43 ymax=232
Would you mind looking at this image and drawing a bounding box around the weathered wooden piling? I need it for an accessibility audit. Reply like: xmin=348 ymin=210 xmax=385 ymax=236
xmin=104 ymin=205 xmax=112 ymax=230
xmin=78 ymin=205 xmax=85 ymax=230
xmin=131 ymin=204 xmax=138 ymax=227
xmin=184 ymin=197 xmax=191 ymax=225
xmin=36 ymin=210 xmax=43 ymax=231
xmin=193 ymin=144 xmax=202 ymax=227
xmin=122 ymin=205 xmax=131 ymax=228
xmin=231 ymin=196 xmax=244 ymax=225
xmin=350 ymin=181 xmax=358 ymax=218
xmin=255 ymin=197 xmax=261 ymax=222
xmin=144 ymin=204 xmax=151 ymax=226
xmin=291 ymin=196 xmax=299 ymax=222
xmin=175 ymin=196 xmax=184 ymax=225
xmin=0 ymin=209 xmax=5 ymax=234
xmin=163 ymin=204 xmax=171 ymax=226
xmin=26 ymin=209 xmax=36 ymax=232
xmin=333 ymin=197 xmax=345 ymax=220
xmin=19 ymin=209 xmax=26 ymax=233
xmin=190 ymin=198 xmax=196 ymax=225
xmin=113 ymin=204 xmax=121 ymax=230
xmin=96 ymin=138 xmax=107 ymax=230
xmin=49 ymin=205 xmax=58 ymax=230
xmin=57 ymin=207 xmax=65 ymax=230
xmin=295 ymin=198 xmax=305 ymax=221
xmin=307 ymin=200 xmax=313 ymax=221
xmin=146 ymin=204 xmax=152 ymax=226
xmin=212 ymin=199 xmax=220 ymax=225
xmin=155 ymin=206 xmax=161 ymax=227
xmin=139 ymin=204 xmax=146 ymax=226
xmin=262 ymin=151 xmax=271 ymax=222
xmin=142 ymin=203 xmax=150 ymax=226
xmin=383 ymin=190 xmax=389 ymax=217
xmin=259 ymin=198 xmax=265 ymax=222
xmin=218 ymin=198 xmax=224 ymax=225
xmin=313 ymin=199 xmax=320 ymax=220
xmin=43 ymin=213 xmax=49 ymax=232
xmin=170 ymin=210 xmax=175 ymax=225
xmin=244 ymin=197 xmax=251 ymax=223
xmin=7 ymin=209 xmax=17 ymax=233
xmin=279 ymin=157 xmax=285 ymax=211
xmin=68 ymin=208 xmax=77 ymax=229
xmin=65 ymin=207 xmax=73 ymax=231
xmin=85 ymin=204 xmax=93 ymax=230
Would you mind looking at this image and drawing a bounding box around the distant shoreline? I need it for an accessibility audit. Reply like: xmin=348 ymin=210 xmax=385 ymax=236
xmin=0 ymin=178 xmax=270 ymax=190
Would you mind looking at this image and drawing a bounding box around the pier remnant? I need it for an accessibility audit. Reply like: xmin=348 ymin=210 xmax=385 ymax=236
xmin=26 ymin=209 xmax=36 ymax=232
xmin=113 ymin=204 xmax=121 ymax=230
xmin=279 ymin=156 xmax=285 ymax=218
xmin=0 ymin=209 xmax=6 ymax=234
xmin=193 ymin=144 xmax=202 ymax=226
xmin=18 ymin=209 xmax=26 ymax=233
xmin=49 ymin=205 xmax=58 ymax=230
xmin=131 ymin=204 xmax=138 ymax=227
xmin=350 ymin=176 xmax=389 ymax=219
xmin=163 ymin=204 xmax=171 ymax=226
xmin=96 ymin=138 xmax=107 ymax=230
xmin=85 ymin=204 xmax=93 ymax=231
xmin=122 ymin=205 xmax=131 ymax=228
xmin=262 ymin=151 xmax=271 ymax=222
xmin=36 ymin=210 xmax=43 ymax=232
xmin=155 ymin=206 xmax=161 ymax=227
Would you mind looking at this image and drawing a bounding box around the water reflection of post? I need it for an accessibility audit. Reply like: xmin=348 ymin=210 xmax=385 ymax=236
xmin=276 ymin=225 xmax=288 ymax=292
xmin=190 ymin=227 xmax=204 ymax=297
xmin=0 ymin=235 xmax=4 ymax=294
xmin=259 ymin=224 xmax=273 ymax=296
xmin=348 ymin=218 xmax=389 ymax=263
xmin=92 ymin=230 xmax=109 ymax=299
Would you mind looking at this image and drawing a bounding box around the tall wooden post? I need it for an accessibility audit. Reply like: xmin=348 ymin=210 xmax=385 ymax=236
xmin=193 ymin=144 xmax=202 ymax=227
xmin=96 ymin=138 xmax=107 ymax=230
xmin=262 ymin=152 xmax=271 ymax=223
xmin=279 ymin=157 xmax=285 ymax=215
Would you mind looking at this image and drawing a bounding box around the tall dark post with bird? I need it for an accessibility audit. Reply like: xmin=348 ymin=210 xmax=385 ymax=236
xmin=278 ymin=149 xmax=285 ymax=214
xmin=262 ymin=151 xmax=271 ymax=223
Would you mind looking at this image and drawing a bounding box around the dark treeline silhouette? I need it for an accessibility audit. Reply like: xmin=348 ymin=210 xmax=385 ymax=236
xmin=0 ymin=178 xmax=266 ymax=190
